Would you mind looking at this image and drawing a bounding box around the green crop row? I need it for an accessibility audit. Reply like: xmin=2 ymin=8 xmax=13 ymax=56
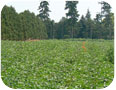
xmin=1 ymin=39 xmax=114 ymax=89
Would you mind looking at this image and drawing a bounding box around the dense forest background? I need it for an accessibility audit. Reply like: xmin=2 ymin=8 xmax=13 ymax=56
xmin=1 ymin=1 xmax=114 ymax=40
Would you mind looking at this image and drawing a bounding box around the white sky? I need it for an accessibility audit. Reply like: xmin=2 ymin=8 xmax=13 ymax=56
xmin=5 ymin=0 xmax=110 ymax=22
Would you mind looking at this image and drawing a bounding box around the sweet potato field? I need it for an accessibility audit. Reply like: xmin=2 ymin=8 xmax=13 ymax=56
xmin=1 ymin=39 xmax=114 ymax=89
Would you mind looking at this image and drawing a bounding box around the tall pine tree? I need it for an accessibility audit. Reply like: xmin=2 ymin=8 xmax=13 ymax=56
xmin=85 ymin=9 xmax=93 ymax=39
xmin=99 ymin=1 xmax=114 ymax=39
xmin=65 ymin=1 xmax=79 ymax=38
xmin=38 ymin=1 xmax=53 ymax=39
xmin=38 ymin=1 xmax=50 ymax=21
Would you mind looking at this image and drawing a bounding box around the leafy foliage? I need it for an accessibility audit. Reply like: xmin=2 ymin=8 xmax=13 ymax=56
xmin=104 ymin=46 xmax=114 ymax=64
xmin=1 ymin=1 xmax=114 ymax=40
xmin=1 ymin=6 xmax=47 ymax=40
xmin=38 ymin=1 xmax=51 ymax=21
xmin=1 ymin=39 xmax=114 ymax=89
xmin=99 ymin=1 xmax=114 ymax=39
xmin=65 ymin=1 xmax=79 ymax=24
xmin=65 ymin=1 xmax=79 ymax=38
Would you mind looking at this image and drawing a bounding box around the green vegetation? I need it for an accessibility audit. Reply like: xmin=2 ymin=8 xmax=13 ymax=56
xmin=104 ymin=46 xmax=114 ymax=64
xmin=1 ymin=1 xmax=114 ymax=40
xmin=1 ymin=39 xmax=114 ymax=89
xmin=1 ymin=6 xmax=48 ymax=40
xmin=1 ymin=1 xmax=114 ymax=89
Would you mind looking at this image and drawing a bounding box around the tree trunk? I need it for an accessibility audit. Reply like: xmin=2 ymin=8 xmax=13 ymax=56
xmin=90 ymin=29 xmax=92 ymax=39
xmin=109 ymin=24 xmax=112 ymax=40
xmin=72 ymin=26 xmax=74 ymax=38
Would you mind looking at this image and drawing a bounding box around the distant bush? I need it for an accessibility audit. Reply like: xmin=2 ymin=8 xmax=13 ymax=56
xmin=63 ymin=35 xmax=70 ymax=39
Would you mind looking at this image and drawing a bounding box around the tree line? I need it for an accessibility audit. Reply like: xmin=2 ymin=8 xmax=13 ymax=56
xmin=1 ymin=1 xmax=114 ymax=40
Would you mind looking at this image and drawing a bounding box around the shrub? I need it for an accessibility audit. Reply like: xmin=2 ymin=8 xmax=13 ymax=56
xmin=105 ymin=47 xmax=114 ymax=64
xmin=63 ymin=35 xmax=70 ymax=39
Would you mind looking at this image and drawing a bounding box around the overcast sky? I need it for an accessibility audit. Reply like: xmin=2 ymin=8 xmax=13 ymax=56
xmin=6 ymin=0 xmax=105 ymax=22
